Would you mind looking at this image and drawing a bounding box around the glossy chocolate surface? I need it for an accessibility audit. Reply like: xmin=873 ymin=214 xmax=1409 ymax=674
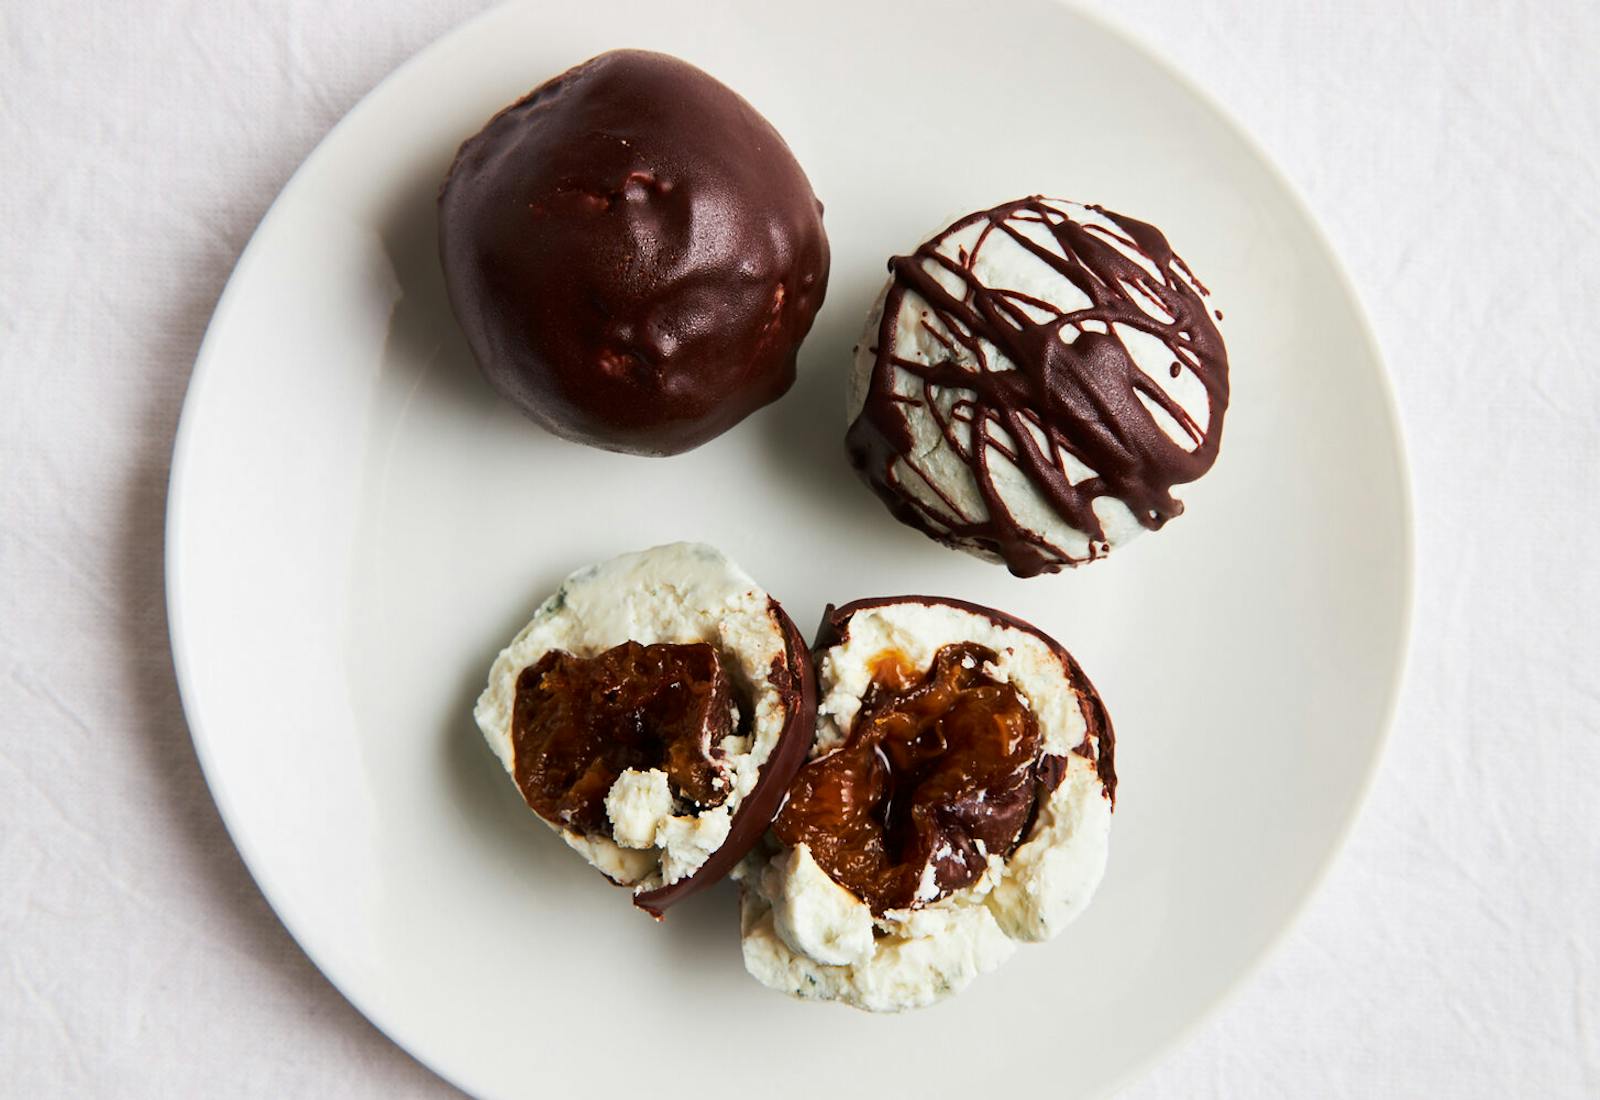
xmin=440 ymin=49 xmax=830 ymax=456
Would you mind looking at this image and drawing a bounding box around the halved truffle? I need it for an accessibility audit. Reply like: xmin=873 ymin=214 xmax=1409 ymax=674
xmin=737 ymin=596 xmax=1114 ymax=1010
xmin=475 ymin=543 xmax=815 ymax=917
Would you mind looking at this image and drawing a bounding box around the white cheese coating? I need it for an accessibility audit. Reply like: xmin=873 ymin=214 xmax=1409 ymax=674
xmin=759 ymin=844 xmax=874 ymax=967
xmin=475 ymin=543 xmax=790 ymax=894
xmin=815 ymin=601 xmax=1086 ymax=758
xmin=987 ymin=761 xmax=1112 ymax=941
xmin=849 ymin=198 xmax=1216 ymax=566
xmin=738 ymin=600 xmax=1112 ymax=1011
xmin=741 ymin=875 xmax=1017 ymax=1013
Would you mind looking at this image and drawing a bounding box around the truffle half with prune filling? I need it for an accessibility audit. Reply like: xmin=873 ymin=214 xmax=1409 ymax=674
xmin=475 ymin=543 xmax=815 ymax=917
xmin=847 ymin=196 xmax=1229 ymax=576
xmin=737 ymin=596 xmax=1115 ymax=1011
xmin=439 ymin=49 xmax=830 ymax=456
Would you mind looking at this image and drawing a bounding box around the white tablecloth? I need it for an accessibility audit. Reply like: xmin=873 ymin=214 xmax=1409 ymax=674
xmin=3 ymin=2 xmax=1597 ymax=1095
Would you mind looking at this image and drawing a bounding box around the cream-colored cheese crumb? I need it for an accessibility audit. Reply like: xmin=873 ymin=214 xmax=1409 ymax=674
xmin=656 ymin=806 xmax=732 ymax=886
xmin=740 ymin=886 xmax=1016 ymax=1013
xmin=762 ymin=844 xmax=874 ymax=967
xmin=605 ymin=768 xmax=674 ymax=850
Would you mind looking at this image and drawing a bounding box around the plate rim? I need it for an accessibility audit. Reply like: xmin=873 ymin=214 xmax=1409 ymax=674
xmin=164 ymin=1 xmax=1415 ymax=1095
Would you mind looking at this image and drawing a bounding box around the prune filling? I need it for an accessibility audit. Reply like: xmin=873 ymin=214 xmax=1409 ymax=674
xmin=773 ymin=643 xmax=1043 ymax=914
xmin=510 ymin=641 xmax=735 ymax=837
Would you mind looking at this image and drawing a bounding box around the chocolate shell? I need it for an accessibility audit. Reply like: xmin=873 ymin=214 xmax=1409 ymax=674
xmin=439 ymin=49 xmax=830 ymax=456
xmin=634 ymin=600 xmax=816 ymax=917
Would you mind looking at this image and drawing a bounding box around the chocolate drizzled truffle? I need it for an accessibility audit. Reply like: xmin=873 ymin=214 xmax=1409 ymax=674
xmin=847 ymin=197 xmax=1229 ymax=576
xmin=440 ymin=50 xmax=830 ymax=456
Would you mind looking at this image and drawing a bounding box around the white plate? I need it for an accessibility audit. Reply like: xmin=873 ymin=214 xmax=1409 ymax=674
xmin=167 ymin=1 xmax=1411 ymax=1096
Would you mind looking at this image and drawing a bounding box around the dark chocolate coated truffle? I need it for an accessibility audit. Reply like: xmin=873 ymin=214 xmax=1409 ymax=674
xmin=439 ymin=49 xmax=830 ymax=456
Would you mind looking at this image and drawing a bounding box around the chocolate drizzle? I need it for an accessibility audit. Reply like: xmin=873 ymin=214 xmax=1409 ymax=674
xmin=846 ymin=197 xmax=1230 ymax=577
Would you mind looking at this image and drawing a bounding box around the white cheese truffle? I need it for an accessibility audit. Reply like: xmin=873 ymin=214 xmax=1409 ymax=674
xmin=737 ymin=597 xmax=1114 ymax=1010
xmin=475 ymin=543 xmax=807 ymax=903
xmin=846 ymin=197 xmax=1229 ymax=576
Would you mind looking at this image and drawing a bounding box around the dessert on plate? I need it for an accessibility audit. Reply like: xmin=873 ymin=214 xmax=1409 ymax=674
xmin=439 ymin=49 xmax=830 ymax=456
xmin=474 ymin=543 xmax=816 ymax=916
xmin=737 ymin=595 xmax=1115 ymax=1011
xmin=847 ymin=196 xmax=1229 ymax=576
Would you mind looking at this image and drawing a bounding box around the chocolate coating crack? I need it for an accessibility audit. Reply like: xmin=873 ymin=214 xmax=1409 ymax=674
xmin=773 ymin=643 xmax=1051 ymax=914
xmin=510 ymin=642 xmax=735 ymax=837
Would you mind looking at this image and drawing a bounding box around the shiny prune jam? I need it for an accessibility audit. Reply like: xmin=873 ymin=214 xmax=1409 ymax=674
xmin=510 ymin=641 xmax=734 ymax=836
xmin=773 ymin=643 xmax=1045 ymax=914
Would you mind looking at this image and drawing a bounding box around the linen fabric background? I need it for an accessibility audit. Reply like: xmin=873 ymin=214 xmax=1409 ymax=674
xmin=1 ymin=1 xmax=1596 ymax=1095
